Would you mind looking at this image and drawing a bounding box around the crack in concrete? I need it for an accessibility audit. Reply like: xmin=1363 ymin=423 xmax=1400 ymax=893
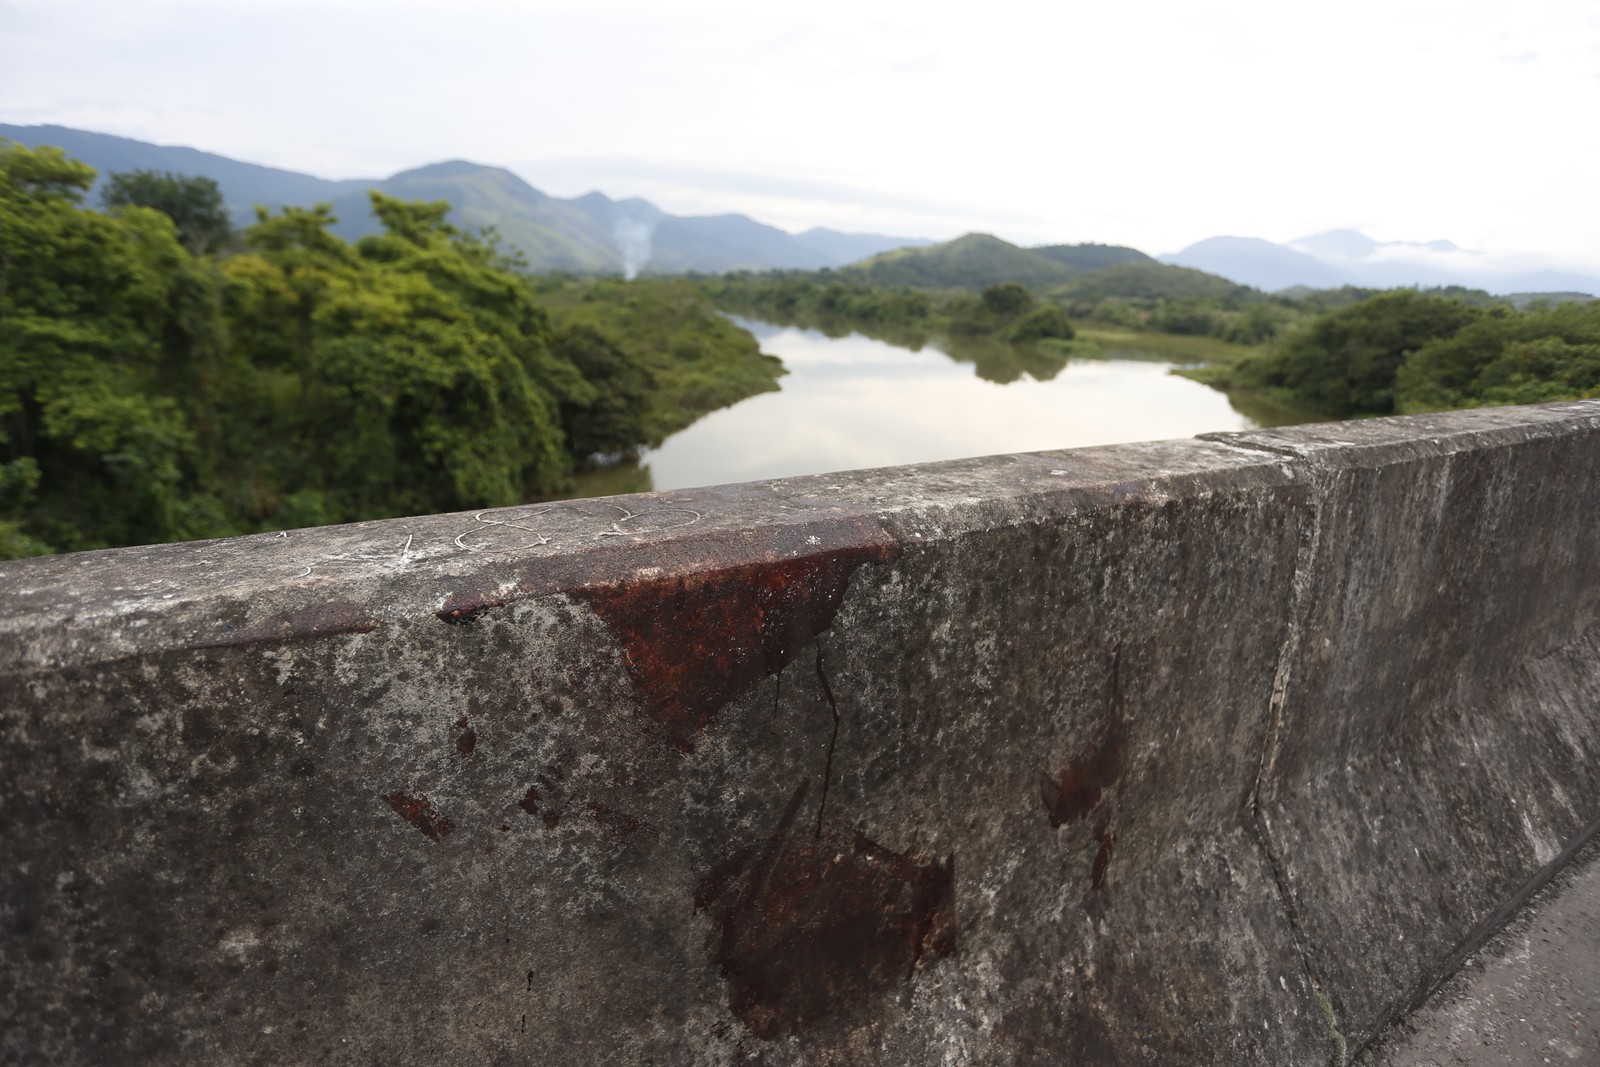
xmin=814 ymin=645 xmax=841 ymax=840
xmin=1240 ymin=460 xmax=1352 ymax=1064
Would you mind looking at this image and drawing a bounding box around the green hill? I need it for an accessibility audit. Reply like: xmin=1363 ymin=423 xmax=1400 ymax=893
xmin=1033 ymin=243 xmax=1153 ymax=272
xmin=841 ymin=233 xmax=1078 ymax=289
xmin=1049 ymin=261 xmax=1255 ymax=302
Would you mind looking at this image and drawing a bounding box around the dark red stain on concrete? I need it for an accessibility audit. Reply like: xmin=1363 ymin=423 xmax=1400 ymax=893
xmin=518 ymin=786 xmax=541 ymax=816
xmin=696 ymin=850 xmax=753 ymax=914
xmin=516 ymin=785 xmax=562 ymax=829
xmin=197 ymin=601 xmax=380 ymax=649
xmin=517 ymin=772 xmax=653 ymax=839
xmin=436 ymin=588 xmax=503 ymax=624
xmin=1041 ymin=649 xmax=1129 ymax=894
xmin=433 ymin=517 xmax=898 ymax=749
xmin=384 ymin=792 xmax=455 ymax=841
xmin=704 ymin=781 xmax=956 ymax=1040
xmin=1090 ymin=812 xmax=1115 ymax=893
xmin=587 ymin=801 xmax=659 ymax=840
xmin=455 ymin=716 xmax=476 ymax=757
xmin=575 ymin=526 xmax=900 ymax=751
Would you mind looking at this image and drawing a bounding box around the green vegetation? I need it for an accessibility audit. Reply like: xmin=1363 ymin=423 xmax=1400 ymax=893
xmin=0 ymin=142 xmax=780 ymax=557
xmin=102 ymin=169 xmax=234 ymax=255
xmin=737 ymin=234 xmax=1298 ymax=349
xmin=706 ymin=246 xmax=1599 ymax=423
xmin=528 ymin=275 xmax=784 ymax=442
xmin=841 ymin=233 xmax=1079 ymax=289
xmin=1212 ymin=292 xmax=1600 ymax=418
xmin=839 ymin=233 xmax=1153 ymax=290
xmin=1032 ymin=242 xmax=1153 ymax=272
xmin=705 ymin=274 xmax=1072 ymax=348
xmin=1229 ymin=292 xmax=1481 ymax=415
xmin=1396 ymin=301 xmax=1600 ymax=411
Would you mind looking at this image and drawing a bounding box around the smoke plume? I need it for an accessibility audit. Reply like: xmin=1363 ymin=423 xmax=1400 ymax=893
xmin=613 ymin=215 xmax=658 ymax=280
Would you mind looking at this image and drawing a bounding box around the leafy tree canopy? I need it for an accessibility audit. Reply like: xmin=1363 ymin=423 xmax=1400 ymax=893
xmin=1244 ymin=291 xmax=1482 ymax=415
xmin=102 ymin=169 xmax=233 ymax=255
xmin=0 ymin=144 xmax=781 ymax=557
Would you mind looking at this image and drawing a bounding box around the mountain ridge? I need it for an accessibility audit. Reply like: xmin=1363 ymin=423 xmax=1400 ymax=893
xmin=0 ymin=123 xmax=929 ymax=276
xmin=5 ymin=124 xmax=1592 ymax=296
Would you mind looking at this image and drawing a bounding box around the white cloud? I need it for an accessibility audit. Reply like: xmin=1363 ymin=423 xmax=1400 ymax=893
xmin=2 ymin=0 xmax=1596 ymax=266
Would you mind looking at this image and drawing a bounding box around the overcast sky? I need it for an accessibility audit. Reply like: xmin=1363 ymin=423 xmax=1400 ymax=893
xmin=4 ymin=0 xmax=1598 ymax=266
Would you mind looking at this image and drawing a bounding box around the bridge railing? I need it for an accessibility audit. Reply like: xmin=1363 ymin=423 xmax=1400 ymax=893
xmin=4 ymin=400 xmax=1598 ymax=1065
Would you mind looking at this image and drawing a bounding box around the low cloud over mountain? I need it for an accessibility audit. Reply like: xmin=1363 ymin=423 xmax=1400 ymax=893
xmin=1163 ymin=228 xmax=1599 ymax=297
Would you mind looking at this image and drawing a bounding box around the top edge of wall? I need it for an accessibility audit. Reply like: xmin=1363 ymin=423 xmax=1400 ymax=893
xmin=3 ymin=401 xmax=1597 ymax=674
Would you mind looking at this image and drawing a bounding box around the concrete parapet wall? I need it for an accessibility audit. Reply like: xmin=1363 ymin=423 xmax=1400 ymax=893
xmin=2 ymin=400 xmax=1598 ymax=1065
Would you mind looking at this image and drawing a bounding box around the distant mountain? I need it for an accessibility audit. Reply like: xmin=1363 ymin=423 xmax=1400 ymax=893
xmin=338 ymin=161 xmax=621 ymax=272
xmin=1164 ymin=228 xmax=1600 ymax=297
xmin=0 ymin=124 xmax=927 ymax=276
xmin=792 ymin=227 xmax=932 ymax=265
xmin=650 ymin=214 xmax=833 ymax=273
xmin=1162 ymin=236 xmax=1347 ymax=292
xmin=0 ymin=123 xmax=365 ymax=211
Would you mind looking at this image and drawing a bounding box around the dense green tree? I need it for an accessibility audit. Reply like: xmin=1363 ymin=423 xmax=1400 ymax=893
xmin=1243 ymin=291 xmax=1481 ymax=415
xmin=1005 ymin=304 xmax=1075 ymax=343
xmin=549 ymin=323 xmax=655 ymax=460
xmin=981 ymin=282 xmax=1034 ymax=317
xmin=0 ymin=142 xmax=220 ymax=553
xmin=1 ymin=144 xmax=782 ymax=558
xmin=1397 ymin=301 xmax=1600 ymax=411
xmin=102 ymin=169 xmax=233 ymax=255
xmin=219 ymin=193 xmax=576 ymax=524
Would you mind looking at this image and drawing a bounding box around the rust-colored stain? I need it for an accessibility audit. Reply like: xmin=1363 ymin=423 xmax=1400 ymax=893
xmin=433 ymin=517 xmax=898 ymax=749
xmin=437 ymin=587 xmax=506 ymax=624
xmin=703 ymin=781 xmax=956 ymax=1040
xmin=455 ymin=716 xmax=476 ymax=757
xmin=516 ymin=784 xmax=562 ymax=829
xmin=518 ymin=786 xmax=541 ymax=816
xmin=1090 ymin=812 xmax=1115 ymax=893
xmin=516 ymin=773 xmax=653 ymax=839
xmin=587 ymin=801 xmax=659 ymax=840
xmin=197 ymin=601 xmax=380 ymax=649
xmin=385 ymin=791 xmax=455 ymax=841
xmin=576 ymin=531 xmax=899 ymax=751
xmin=1041 ymin=649 xmax=1129 ymax=894
xmin=696 ymin=849 xmax=753 ymax=914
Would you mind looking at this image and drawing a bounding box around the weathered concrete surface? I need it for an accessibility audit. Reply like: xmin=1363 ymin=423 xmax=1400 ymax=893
xmin=2 ymin=400 xmax=1598 ymax=1065
xmin=1220 ymin=404 xmax=1600 ymax=1054
xmin=1371 ymin=835 xmax=1600 ymax=1065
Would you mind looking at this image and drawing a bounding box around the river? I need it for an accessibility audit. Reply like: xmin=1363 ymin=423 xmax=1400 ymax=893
xmin=574 ymin=318 xmax=1316 ymax=496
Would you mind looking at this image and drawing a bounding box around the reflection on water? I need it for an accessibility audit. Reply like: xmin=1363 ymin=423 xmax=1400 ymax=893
xmin=574 ymin=320 xmax=1311 ymax=496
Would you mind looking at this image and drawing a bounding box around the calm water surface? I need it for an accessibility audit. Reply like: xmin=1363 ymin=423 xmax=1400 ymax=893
xmin=583 ymin=319 xmax=1295 ymax=495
